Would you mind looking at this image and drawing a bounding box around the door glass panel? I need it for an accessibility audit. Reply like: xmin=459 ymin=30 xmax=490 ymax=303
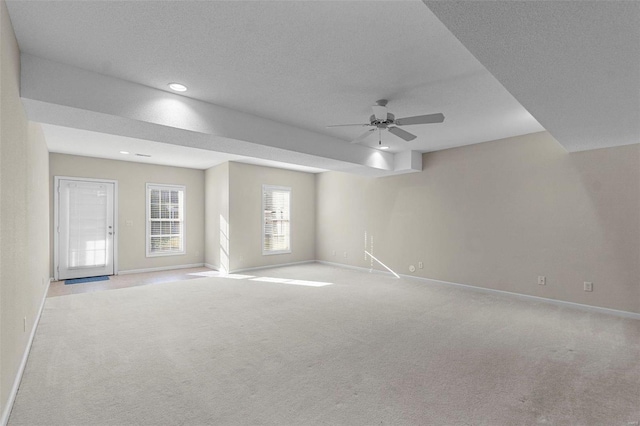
xmin=67 ymin=182 xmax=108 ymax=268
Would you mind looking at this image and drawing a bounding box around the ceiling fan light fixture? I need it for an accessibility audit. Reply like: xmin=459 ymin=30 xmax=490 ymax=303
xmin=168 ymin=82 xmax=187 ymax=92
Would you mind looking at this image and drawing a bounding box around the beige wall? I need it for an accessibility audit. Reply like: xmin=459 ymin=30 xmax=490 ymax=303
xmin=316 ymin=132 xmax=640 ymax=314
xmin=228 ymin=162 xmax=316 ymax=272
xmin=49 ymin=154 xmax=205 ymax=273
xmin=0 ymin=0 xmax=51 ymax=419
xmin=204 ymin=162 xmax=229 ymax=271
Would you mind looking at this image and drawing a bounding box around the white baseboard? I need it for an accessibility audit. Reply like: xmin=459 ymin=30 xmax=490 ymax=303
xmin=203 ymin=263 xmax=219 ymax=271
xmin=407 ymin=274 xmax=640 ymax=320
xmin=230 ymin=260 xmax=315 ymax=274
xmin=316 ymin=260 xmax=394 ymax=277
xmin=316 ymin=260 xmax=640 ymax=320
xmin=118 ymin=263 xmax=205 ymax=275
xmin=1 ymin=278 xmax=51 ymax=426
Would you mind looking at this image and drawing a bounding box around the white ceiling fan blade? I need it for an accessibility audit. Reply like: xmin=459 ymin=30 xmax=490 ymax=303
xmin=327 ymin=123 xmax=370 ymax=128
xmin=395 ymin=113 xmax=445 ymax=126
xmin=350 ymin=129 xmax=376 ymax=144
xmin=371 ymin=105 xmax=388 ymax=121
xmin=388 ymin=126 xmax=417 ymax=141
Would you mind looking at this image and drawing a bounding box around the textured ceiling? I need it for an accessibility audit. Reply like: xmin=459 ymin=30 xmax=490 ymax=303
xmin=6 ymin=0 xmax=543 ymax=170
xmin=9 ymin=1 xmax=636 ymax=171
xmin=424 ymin=0 xmax=640 ymax=152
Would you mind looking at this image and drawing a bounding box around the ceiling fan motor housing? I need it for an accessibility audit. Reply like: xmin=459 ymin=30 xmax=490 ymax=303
xmin=369 ymin=112 xmax=395 ymax=128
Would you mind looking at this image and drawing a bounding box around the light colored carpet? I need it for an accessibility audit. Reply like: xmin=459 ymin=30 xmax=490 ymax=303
xmin=9 ymin=264 xmax=640 ymax=425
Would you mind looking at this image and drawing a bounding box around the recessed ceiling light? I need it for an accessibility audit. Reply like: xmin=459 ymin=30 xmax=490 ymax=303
xmin=168 ymin=83 xmax=187 ymax=92
xmin=379 ymin=146 xmax=390 ymax=150
xmin=119 ymin=151 xmax=130 ymax=154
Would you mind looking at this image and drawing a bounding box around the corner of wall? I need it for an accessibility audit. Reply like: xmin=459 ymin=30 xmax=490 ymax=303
xmin=1 ymin=1 xmax=52 ymax=420
xmin=204 ymin=162 xmax=230 ymax=272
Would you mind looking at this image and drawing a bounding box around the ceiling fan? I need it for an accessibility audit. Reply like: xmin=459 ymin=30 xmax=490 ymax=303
xmin=327 ymin=99 xmax=445 ymax=145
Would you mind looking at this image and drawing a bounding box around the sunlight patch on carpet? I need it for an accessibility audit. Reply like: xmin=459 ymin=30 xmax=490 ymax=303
xmin=188 ymin=271 xmax=255 ymax=279
xmin=188 ymin=271 xmax=332 ymax=286
xmin=218 ymin=274 xmax=256 ymax=280
xmin=249 ymin=277 xmax=333 ymax=287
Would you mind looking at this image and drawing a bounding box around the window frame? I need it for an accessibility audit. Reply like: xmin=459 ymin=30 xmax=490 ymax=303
xmin=145 ymin=183 xmax=186 ymax=257
xmin=262 ymin=184 xmax=292 ymax=256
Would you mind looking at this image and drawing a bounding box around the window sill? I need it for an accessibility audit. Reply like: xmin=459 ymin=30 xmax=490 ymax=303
xmin=262 ymin=250 xmax=292 ymax=256
xmin=146 ymin=251 xmax=186 ymax=258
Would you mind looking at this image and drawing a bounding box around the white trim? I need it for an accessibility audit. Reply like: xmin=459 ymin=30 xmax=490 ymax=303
xmin=316 ymin=260 xmax=395 ymax=277
xmin=262 ymin=250 xmax=292 ymax=256
xmin=403 ymin=274 xmax=640 ymax=320
xmin=262 ymin=184 xmax=292 ymax=256
xmin=145 ymin=183 xmax=186 ymax=258
xmin=53 ymin=179 xmax=59 ymax=280
xmin=1 ymin=278 xmax=51 ymax=426
xmin=118 ymin=263 xmax=205 ymax=275
xmin=316 ymin=261 xmax=640 ymax=320
xmin=204 ymin=263 xmax=220 ymax=271
xmin=53 ymin=176 xmax=119 ymax=281
xmin=231 ymin=260 xmax=314 ymax=274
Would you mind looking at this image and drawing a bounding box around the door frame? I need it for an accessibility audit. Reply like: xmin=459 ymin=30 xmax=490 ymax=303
xmin=54 ymin=176 xmax=119 ymax=281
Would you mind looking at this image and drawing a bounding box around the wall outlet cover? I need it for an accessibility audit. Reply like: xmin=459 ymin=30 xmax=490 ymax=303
xmin=584 ymin=282 xmax=593 ymax=292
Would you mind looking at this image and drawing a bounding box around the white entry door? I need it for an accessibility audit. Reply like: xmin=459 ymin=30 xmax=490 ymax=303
xmin=56 ymin=178 xmax=116 ymax=280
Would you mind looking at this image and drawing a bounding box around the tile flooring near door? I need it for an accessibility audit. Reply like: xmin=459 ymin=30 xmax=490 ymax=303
xmin=47 ymin=267 xmax=214 ymax=298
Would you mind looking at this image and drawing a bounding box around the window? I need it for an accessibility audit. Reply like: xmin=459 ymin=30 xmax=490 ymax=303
xmin=263 ymin=185 xmax=291 ymax=255
xmin=146 ymin=183 xmax=185 ymax=257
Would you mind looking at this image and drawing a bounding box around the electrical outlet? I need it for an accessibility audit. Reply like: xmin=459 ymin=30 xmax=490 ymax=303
xmin=538 ymin=276 xmax=546 ymax=285
xmin=584 ymin=282 xmax=593 ymax=292
xmin=418 ymin=262 xmax=423 ymax=269
xmin=343 ymin=251 xmax=347 ymax=258
xmin=23 ymin=317 xmax=26 ymax=333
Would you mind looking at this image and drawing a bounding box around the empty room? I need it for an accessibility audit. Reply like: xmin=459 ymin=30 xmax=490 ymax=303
xmin=1 ymin=1 xmax=638 ymax=425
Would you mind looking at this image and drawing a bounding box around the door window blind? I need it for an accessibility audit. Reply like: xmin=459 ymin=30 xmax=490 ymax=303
xmin=66 ymin=182 xmax=109 ymax=268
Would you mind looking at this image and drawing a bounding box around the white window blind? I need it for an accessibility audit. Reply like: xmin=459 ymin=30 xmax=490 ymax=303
xmin=146 ymin=183 xmax=185 ymax=257
xmin=263 ymin=185 xmax=291 ymax=255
